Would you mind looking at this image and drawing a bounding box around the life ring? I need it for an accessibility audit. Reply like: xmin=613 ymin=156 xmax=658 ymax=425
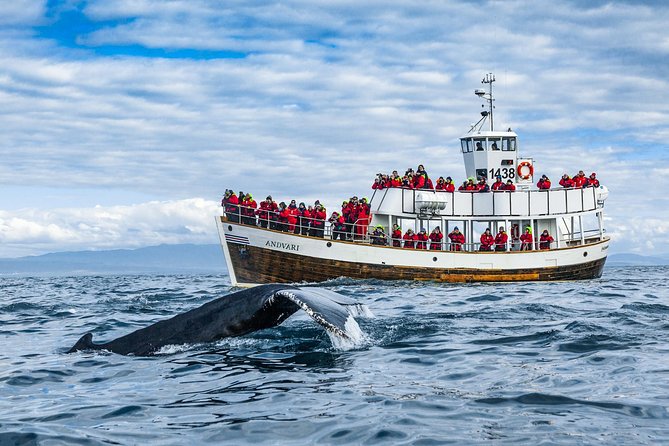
xmin=517 ymin=161 xmax=534 ymax=180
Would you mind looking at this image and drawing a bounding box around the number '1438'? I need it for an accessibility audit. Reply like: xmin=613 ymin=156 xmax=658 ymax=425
xmin=489 ymin=168 xmax=515 ymax=179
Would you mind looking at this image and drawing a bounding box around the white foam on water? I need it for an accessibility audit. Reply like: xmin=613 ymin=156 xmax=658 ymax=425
xmin=346 ymin=303 xmax=374 ymax=319
xmin=327 ymin=315 xmax=367 ymax=351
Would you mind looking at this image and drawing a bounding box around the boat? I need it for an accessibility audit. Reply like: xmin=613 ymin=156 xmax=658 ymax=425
xmin=217 ymin=73 xmax=609 ymax=287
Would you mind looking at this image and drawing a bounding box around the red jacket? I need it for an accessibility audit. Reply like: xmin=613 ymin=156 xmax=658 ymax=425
xmin=435 ymin=181 xmax=446 ymax=190
xmin=416 ymin=232 xmax=428 ymax=249
xmin=559 ymin=177 xmax=574 ymax=188
xmin=480 ymin=233 xmax=494 ymax=250
xmin=539 ymin=233 xmax=554 ymax=249
xmin=242 ymin=198 xmax=257 ymax=216
xmin=429 ymin=232 xmax=443 ymax=250
xmin=224 ymin=194 xmax=239 ymax=213
xmin=403 ymin=232 xmax=416 ymax=249
xmin=287 ymin=206 xmax=300 ymax=225
xmin=537 ymin=179 xmax=551 ymax=189
xmin=573 ymin=175 xmax=588 ymax=188
xmin=391 ymin=229 xmax=402 ymax=247
xmin=588 ymin=178 xmax=600 ymax=187
xmin=520 ymin=232 xmax=533 ymax=249
xmin=491 ymin=181 xmax=505 ymax=191
xmin=504 ymin=183 xmax=516 ymax=191
xmin=495 ymin=231 xmax=508 ymax=250
xmin=444 ymin=183 xmax=455 ymax=192
xmin=313 ymin=209 xmax=326 ymax=228
xmin=448 ymin=231 xmax=465 ymax=251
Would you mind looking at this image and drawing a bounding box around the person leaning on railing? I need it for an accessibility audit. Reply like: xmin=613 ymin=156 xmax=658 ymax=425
xmin=222 ymin=189 xmax=240 ymax=223
xmin=539 ymin=230 xmax=555 ymax=250
xmin=329 ymin=212 xmax=347 ymax=240
xmin=537 ymin=175 xmax=551 ymax=190
xmin=520 ymin=226 xmax=533 ymax=250
xmin=448 ymin=227 xmax=465 ymax=251
xmin=429 ymin=227 xmax=443 ymax=250
xmin=391 ymin=224 xmax=402 ymax=247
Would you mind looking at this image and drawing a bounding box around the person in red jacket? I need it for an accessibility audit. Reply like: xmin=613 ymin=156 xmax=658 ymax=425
xmin=539 ymin=229 xmax=554 ymax=250
xmin=494 ymin=227 xmax=508 ymax=251
xmin=479 ymin=228 xmax=494 ymax=251
xmin=222 ymin=190 xmax=240 ymax=223
xmin=435 ymin=176 xmax=447 ymax=190
xmin=491 ymin=175 xmax=505 ymax=191
xmin=277 ymin=202 xmax=289 ymax=232
xmin=448 ymin=227 xmax=465 ymax=251
xmin=242 ymin=194 xmax=257 ymax=226
xmin=444 ymin=177 xmax=455 ymax=192
xmin=458 ymin=181 xmax=468 ymax=191
xmin=329 ymin=212 xmax=347 ymax=240
xmin=256 ymin=195 xmax=278 ymax=229
xmin=559 ymin=174 xmax=574 ymax=188
xmin=372 ymin=177 xmax=384 ymax=189
xmin=286 ymin=200 xmax=300 ymax=233
xmin=477 ymin=177 xmax=490 ymax=192
xmin=504 ymin=180 xmax=516 ymax=191
xmin=391 ymin=224 xmax=402 ymax=247
xmin=403 ymin=229 xmax=417 ymax=249
xmin=573 ymin=170 xmax=588 ymax=188
xmin=312 ymin=204 xmax=327 ymax=238
xmin=587 ymin=172 xmax=600 ymax=187
xmin=537 ymin=175 xmax=551 ymax=190
xmin=480 ymin=228 xmax=495 ymax=251
xmin=429 ymin=227 xmax=443 ymax=250
xmin=390 ymin=172 xmax=402 ymax=187
xmin=465 ymin=178 xmax=477 ymax=191
xmin=520 ymin=226 xmax=533 ymax=250
xmin=355 ymin=199 xmax=369 ymax=240
xmin=416 ymin=228 xmax=428 ymax=249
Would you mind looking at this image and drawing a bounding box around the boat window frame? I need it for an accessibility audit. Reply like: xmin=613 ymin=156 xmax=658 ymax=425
xmin=502 ymin=137 xmax=516 ymax=152
xmin=474 ymin=138 xmax=487 ymax=151
xmin=488 ymin=137 xmax=502 ymax=151
xmin=462 ymin=139 xmax=473 ymax=153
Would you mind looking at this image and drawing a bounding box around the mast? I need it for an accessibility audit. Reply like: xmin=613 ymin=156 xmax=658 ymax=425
xmin=481 ymin=73 xmax=495 ymax=131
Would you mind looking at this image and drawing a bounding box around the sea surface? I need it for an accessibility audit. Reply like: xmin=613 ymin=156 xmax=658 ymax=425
xmin=1 ymin=267 xmax=668 ymax=445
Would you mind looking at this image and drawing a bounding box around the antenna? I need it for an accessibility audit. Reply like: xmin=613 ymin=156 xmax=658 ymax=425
xmin=481 ymin=73 xmax=495 ymax=131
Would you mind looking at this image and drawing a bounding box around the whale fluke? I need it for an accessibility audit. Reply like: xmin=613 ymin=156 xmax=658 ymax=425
xmin=67 ymin=284 xmax=370 ymax=356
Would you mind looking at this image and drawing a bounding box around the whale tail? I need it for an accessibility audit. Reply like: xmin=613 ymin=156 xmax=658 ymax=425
xmin=67 ymin=333 xmax=97 ymax=353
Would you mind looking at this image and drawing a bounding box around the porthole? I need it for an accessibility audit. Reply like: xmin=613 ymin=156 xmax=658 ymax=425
xmin=433 ymin=257 xmax=438 ymax=262
xmin=227 ymin=225 xmax=233 ymax=231
xmin=327 ymin=242 xmax=332 ymax=247
xmin=583 ymin=252 xmax=588 ymax=257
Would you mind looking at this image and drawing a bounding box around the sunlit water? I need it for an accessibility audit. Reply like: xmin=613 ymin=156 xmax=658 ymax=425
xmin=1 ymin=267 xmax=668 ymax=444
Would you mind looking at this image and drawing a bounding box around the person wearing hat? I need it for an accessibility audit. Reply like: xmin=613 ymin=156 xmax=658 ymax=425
xmin=559 ymin=174 xmax=574 ymax=188
xmin=520 ymin=226 xmax=534 ymax=250
xmin=435 ymin=176 xmax=447 ymax=190
xmin=241 ymin=193 xmax=257 ymax=226
xmin=354 ymin=199 xmax=370 ymax=240
xmin=587 ymin=172 xmax=600 ymax=188
xmin=539 ymin=229 xmax=555 ymax=250
xmin=477 ymin=177 xmax=490 ymax=193
xmin=479 ymin=228 xmax=495 ymax=251
xmin=466 ymin=178 xmax=477 ymax=191
xmin=448 ymin=226 xmax=465 ymax=251
xmin=416 ymin=228 xmax=428 ymax=249
xmin=223 ymin=189 xmax=240 ymax=223
xmin=458 ymin=180 xmax=468 ymax=191
xmin=277 ymin=202 xmax=289 ymax=232
xmin=371 ymin=225 xmax=387 ymax=246
xmin=491 ymin=175 xmax=505 ymax=191
xmin=298 ymin=203 xmax=311 ymax=235
xmin=495 ymin=227 xmax=508 ymax=251
xmin=403 ymin=228 xmax=417 ymax=249
xmin=391 ymin=224 xmax=402 ymax=247
xmin=257 ymin=195 xmax=278 ymax=229
xmin=503 ymin=179 xmax=516 ymax=191
xmin=573 ymin=170 xmax=588 ymax=188
xmin=287 ymin=200 xmax=300 ymax=233
xmin=537 ymin=175 xmax=551 ymax=190
xmin=312 ymin=203 xmax=327 ymax=238
xmin=329 ymin=212 xmax=347 ymax=240
xmin=444 ymin=176 xmax=455 ymax=192
xmin=429 ymin=227 xmax=444 ymax=250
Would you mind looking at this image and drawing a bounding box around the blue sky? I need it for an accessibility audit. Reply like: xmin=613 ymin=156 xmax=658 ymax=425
xmin=1 ymin=0 xmax=668 ymax=257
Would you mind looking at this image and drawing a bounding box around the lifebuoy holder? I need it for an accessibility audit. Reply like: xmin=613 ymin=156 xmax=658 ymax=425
xmin=517 ymin=161 xmax=534 ymax=180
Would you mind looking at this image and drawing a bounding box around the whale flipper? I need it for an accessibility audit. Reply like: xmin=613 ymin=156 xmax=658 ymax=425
xmin=67 ymin=284 xmax=369 ymax=356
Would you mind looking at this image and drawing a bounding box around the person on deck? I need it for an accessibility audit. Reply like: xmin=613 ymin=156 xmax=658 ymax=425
xmin=448 ymin=227 xmax=465 ymax=251
xmin=429 ymin=227 xmax=443 ymax=250
xmin=298 ymin=202 xmax=310 ymax=235
xmin=444 ymin=177 xmax=455 ymax=192
xmin=403 ymin=229 xmax=417 ymax=249
xmin=495 ymin=227 xmax=508 ymax=251
xmin=466 ymin=178 xmax=477 ymax=191
xmin=573 ymin=170 xmax=588 ymax=188
xmin=435 ymin=176 xmax=447 ymax=190
xmin=537 ymin=175 xmax=551 ymax=190
xmin=520 ymin=226 xmax=534 ymax=250
xmin=277 ymin=202 xmax=289 ymax=232
xmin=355 ymin=199 xmax=370 ymax=240
xmin=256 ymin=195 xmax=278 ymax=229
xmin=559 ymin=174 xmax=574 ymax=188
xmin=416 ymin=228 xmax=428 ymax=249
xmin=287 ymin=200 xmax=300 ymax=234
xmin=480 ymin=228 xmax=494 ymax=251
xmin=504 ymin=180 xmax=516 ymax=191
xmin=370 ymin=226 xmax=387 ymax=246
xmin=491 ymin=175 xmax=505 ymax=191
xmin=223 ymin=190 xmax=240 ymax=223
xmin=329 ymin=212 xmax=347 ymax=241
xmin=587 ymin=172 xmax=600 ymax=187
xmin=539 ymin=229 xmax=555 ymax=250
xmin=477 ymin=177 xmax=490 ymax=192
xmin=391 ymin=224 xmax=402 ymax=247
xmin=458 ymin=181 xmax=468 ymax=191
xmin=390 ymin=172 xmax=402 ymax=187
xmin=311 ymin=204 xmax=327 ymax=238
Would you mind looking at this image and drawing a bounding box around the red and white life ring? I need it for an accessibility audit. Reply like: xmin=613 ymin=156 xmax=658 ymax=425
xmin=517 ymin=161 xmax=534 ymax=180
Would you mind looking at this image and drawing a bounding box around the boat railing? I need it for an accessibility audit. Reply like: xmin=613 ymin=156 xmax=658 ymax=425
xmin=380 ymin=186 xmax=603 ymax=217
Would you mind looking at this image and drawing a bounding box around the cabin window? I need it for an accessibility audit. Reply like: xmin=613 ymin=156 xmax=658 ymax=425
xmin=461 ymin=140 xmax=469 ymax=153
xmin=474 ymin=138 xmax=486 ymax=151
xmin=462 ymin=139 xmax=473 ymax=153
xmin=502 ymin=137 xmax=516 ymax=151
xmin=489 ymin=138 xmax=501 ymax=151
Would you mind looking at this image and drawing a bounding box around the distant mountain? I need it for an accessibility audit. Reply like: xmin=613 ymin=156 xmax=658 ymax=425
xmin=0 ymin=244 xmax=227 ymax=276
xmin=607 ymin=253 xmax=669 ymax=266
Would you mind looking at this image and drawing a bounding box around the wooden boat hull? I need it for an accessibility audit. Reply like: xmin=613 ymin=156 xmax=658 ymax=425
xmin=217 ymin=218 xmax=608 ymax=286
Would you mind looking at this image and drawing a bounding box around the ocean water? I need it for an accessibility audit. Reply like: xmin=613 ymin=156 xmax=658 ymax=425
xmin=1 ymin=267 xmax=668 ymax=445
